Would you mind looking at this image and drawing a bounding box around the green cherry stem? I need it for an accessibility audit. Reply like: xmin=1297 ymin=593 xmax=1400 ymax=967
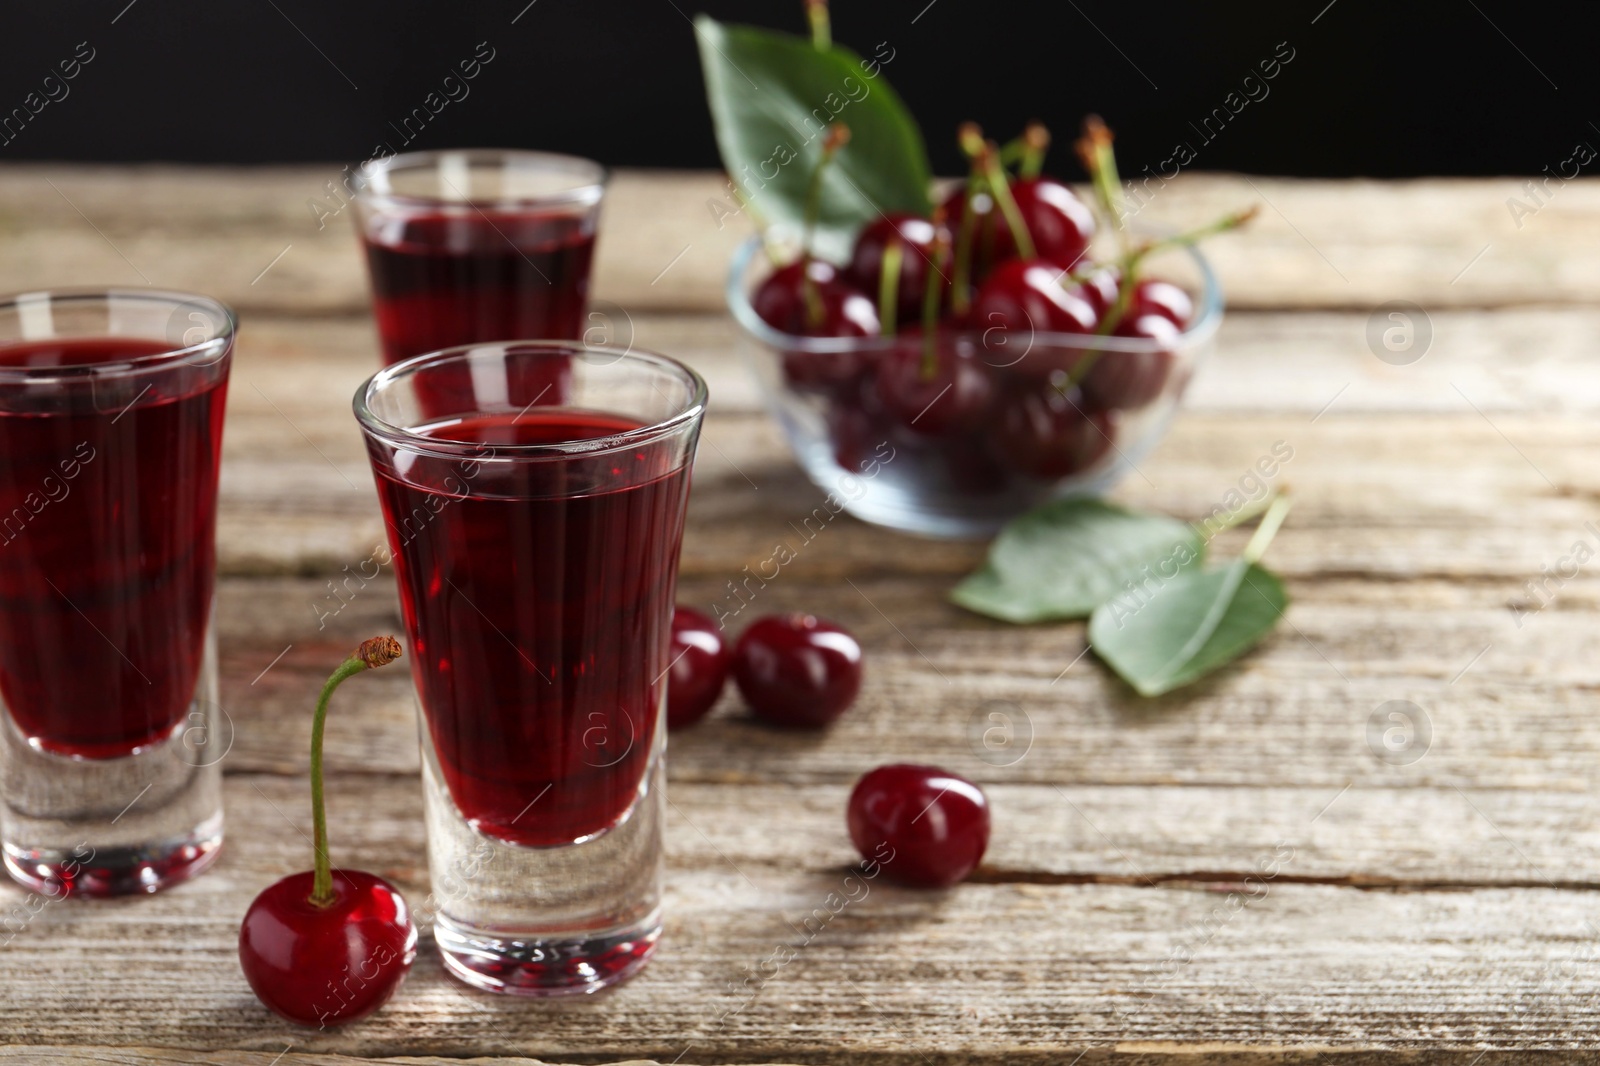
xmin=1127 ymin=206 xmax=1260 ymax=267
xmin=919 ymin=230 xmax=950 ymax=379
xmin=800 ymin=123 xmax=850 ymax=330
xmin=961 ymin=124 xmax=1035 ymax=261
xmin=1075 ymin=115 xmax=1130 ymax=260
xmin=949 ymin=158 xmax=984 ymax=318
xmin=805 ymin=0 xmax=831 ymax=51
xmin=1241 ymin=490 xmax=1294 ymax=566
xmin=309 ymin=636 xmax=403 ymax=907
xmin=877 ymin=237 xmax=903 ymax=336
xmin=1191 ymin=485 xmax=1282 ymax=542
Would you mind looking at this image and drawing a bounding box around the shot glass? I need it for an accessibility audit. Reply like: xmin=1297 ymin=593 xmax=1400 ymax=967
xmin=0 ymin=289 xmax=235 ymax=897
xmin=354 ymin=341 xmax=705 ymax=996
xmin=352 ymin=149 xmax=608 ymax=366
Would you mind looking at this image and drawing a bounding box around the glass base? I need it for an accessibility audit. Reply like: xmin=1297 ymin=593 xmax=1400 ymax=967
xmin=436 ymin=907 xmax=660 ymax=996
xmin=782 ymin=402 xmax=1179 ymax=539
xmin=419 ymin=697 xmax=665 ymax=997
xmin=3 ymin=811 xmax=222 ymax=897
xmin=0 ymin=616 xmax=225 ymax=898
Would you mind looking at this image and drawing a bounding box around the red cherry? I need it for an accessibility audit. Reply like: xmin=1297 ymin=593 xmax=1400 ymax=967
xmin=940 ymin=177 xmax=1095 ymax=281
xmin=969 ymin=259 xmax=1098 ymax=381
xmin=991 ymin=384 xmax=1115 ymax=481
xmin=1079 ymin=265 xmax=1122 ymax=319
xmin=847 ymin=213 xmax=951 ymax=325
xmin=1128 ymin=278 xmax=1194 ymax=328
xmin=666 ymin=606 xmax=730 ymax=730
xmin=874 ymin=333 xmax=996 ymax=436
xmin=1008 ymin=177 xmax=1095 ymax=270
xmin=753 ymin=259 xmax=879 ymax=338
xmin=239 ymin=869 xmax=417 ymax=1028
xmin=756 ymin=260 xmax=878 ymax=395
xmin=733 ymin=614 xmax=863 ymax=728
xmin=847 ymin=764 xmax=990 ymax=888
xmin=1081 ymin=314 xmax=1179 ymax=411
xmin=1073 ymin=273 xmax=1194 ymax=331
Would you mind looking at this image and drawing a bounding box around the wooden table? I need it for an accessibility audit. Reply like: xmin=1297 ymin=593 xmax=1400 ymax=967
xmin=2 ymin=167 xmax=1599 ymax=1064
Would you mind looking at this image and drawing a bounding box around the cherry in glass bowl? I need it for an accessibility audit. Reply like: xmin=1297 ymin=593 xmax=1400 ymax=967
xmin=726 ymin=235 xmax=1223 ymax=538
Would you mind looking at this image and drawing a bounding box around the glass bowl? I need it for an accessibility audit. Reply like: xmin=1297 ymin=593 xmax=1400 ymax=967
xmin=726 ymin=235 xmax=1223 ymax=538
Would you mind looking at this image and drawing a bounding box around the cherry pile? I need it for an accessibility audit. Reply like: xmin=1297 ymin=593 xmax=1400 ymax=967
xmin=667 ymin=607 xmax=862 ymax=729
xmin=751 ymin=118 xmax=1229 ymax=493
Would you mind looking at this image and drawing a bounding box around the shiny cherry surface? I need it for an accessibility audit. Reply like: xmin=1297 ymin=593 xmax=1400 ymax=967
xmin=991 ymin=384 xmax=1114 ymax=480
xmin=1007 ymin=177 xmax=1096 ymax=270
xmin=733 ymin=613 xmax=863 ymax=728
xmin=941 ymin=177 xmax=1095 ymax=280
xmin=1128 ymin=278 xmax=1194 ymax=328
xmin=753 ymin=258 xmax=879 ymax=338
xmin=875 ymin=333 xmax=996 ymax=436
xmin=239 ymin=869 xmax=416 ymax=1028
xmin=667 ymin=605 xmax=730 ymax=730
xmin=970 ymin=259 xmax=1098 ymax=380
xmin=847 ymin=763 xmax=991 ymax=888
xmin=1081 ymin=313 xmax=1179 ymax=411
xmin=847 ymin=213 xmax=951 ymax=325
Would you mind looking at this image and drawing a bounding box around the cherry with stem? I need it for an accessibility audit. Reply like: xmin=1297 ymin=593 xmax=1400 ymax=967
xmin=239 ymin=637 xmax=417 ymax=1029
xmin=959 ymin=123 xmax=1036 ymax=261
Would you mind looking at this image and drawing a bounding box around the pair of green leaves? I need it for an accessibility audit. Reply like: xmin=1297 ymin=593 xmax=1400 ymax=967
xmin=694 ymin=16 xmax=932 ymax=263
xmin=952 ymin=496 xmax=1292 ymax=696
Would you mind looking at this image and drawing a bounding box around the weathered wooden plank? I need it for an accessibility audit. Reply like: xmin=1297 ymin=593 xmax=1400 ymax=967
xmin=5 ymin=1052 xmax=1588 ymax=1066
xmin=0 ymin=775 xmax=1595 ymax=1061
xmin=108 ymin=770 xmax=1600 ymax=894
xmin=225 ymin=305 xmax=1600 ymax=420
xmin=3 ymin=167 xmax=1598 ymax=312
xmin=212 ymin=307 xmax=1600 ymax=577
xmin=216 ymin=571 xmax=1600 ymax=796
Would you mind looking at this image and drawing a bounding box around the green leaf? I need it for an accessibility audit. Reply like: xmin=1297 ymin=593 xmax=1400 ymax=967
xmin=1088 ymin=560 xmax=1288 ymax=697
xmin=694 ymin=16 xmax=932 ymax=262
xmin=950 ymin=499 xmax=1204 ymax=624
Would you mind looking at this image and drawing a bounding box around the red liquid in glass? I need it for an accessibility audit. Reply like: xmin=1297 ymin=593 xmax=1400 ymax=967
xmin=372 ymin=409 xmax=688 ymax=847
xmin=362 ymin=211 xmax=595 ymax=365
xmin=0 ymin=337 xmax=227 ymax=759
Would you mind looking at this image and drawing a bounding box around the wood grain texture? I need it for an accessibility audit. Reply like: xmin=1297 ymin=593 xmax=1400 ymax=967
xmin=5 ymin=167 xmax=1600 ymax=312
xmin=214 ymin=306 xmax=1600 ymax=575
xmin=0 ymin=775 xmax=1598 ymax=1061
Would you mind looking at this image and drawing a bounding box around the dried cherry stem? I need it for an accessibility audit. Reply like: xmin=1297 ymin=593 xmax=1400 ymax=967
xmin=800 ymin=123 xmax=850 ymax=329
xmin=1075 ymin=115 xmax=1130 ymax=260
xmin=876 ymin=238 xmax=904 ymax=336
xmin=805 ymin=0 xmax=831 ymax=51
xmin=309 ymin=636 xmax=403 ymax=907
xmin=960 ymin=123 xmax=1035 ymax=261
xmin=1019 ymin=122 xmax=1050 ymax=180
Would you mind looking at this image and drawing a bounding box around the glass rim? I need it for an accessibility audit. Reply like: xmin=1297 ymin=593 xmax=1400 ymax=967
xmin=0 ymin=288 xmax=237 ymax=383
xmin=354 ymin=148 xmax=609 ymax=211
xmin=725 ymin=232 xmax=1225 ymax=356
xmin=353 ymin=341 xmax=709 ymax=462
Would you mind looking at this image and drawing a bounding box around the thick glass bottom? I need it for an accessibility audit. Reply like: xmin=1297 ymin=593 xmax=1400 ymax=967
xmin=4 ymin=812 xmax=222 ymax=897
xmin=419 ymin=693 xmax=665 ymax=996
xmin=0 ymin=617 xmax=225 ymax=897
xmin=437 ymin=908 xmax=660 ymax=996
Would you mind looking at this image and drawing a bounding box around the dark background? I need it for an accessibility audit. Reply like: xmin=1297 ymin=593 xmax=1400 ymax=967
xmin=0 ymin=0 xmax=1589 ymax=178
